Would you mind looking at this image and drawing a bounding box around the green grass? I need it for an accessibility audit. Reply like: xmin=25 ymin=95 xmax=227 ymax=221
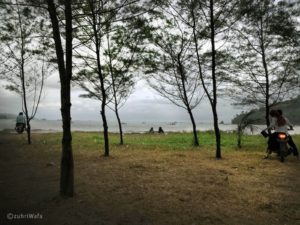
xmin=31 ymin=131 xmax=300 ymax=153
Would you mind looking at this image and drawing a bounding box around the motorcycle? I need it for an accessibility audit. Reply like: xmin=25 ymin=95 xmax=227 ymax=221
xmin=15 ymin=123 xmax=25 ymax=134
xmin=276 ymin=132 xmax=290 ymax=162
xmin=261 ymin=130 xmax=290 ymax=162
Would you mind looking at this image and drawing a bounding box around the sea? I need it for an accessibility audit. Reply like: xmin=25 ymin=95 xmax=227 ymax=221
xmin=1 ymin=119 xmax=300 ymax=135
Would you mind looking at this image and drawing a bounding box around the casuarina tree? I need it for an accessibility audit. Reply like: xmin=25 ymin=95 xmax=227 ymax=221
xmin=229 ymin=0 xmax=300 ymax=127
xmin=174 ymin=0 xmax=239 ymax=158
xmin=46 ymin=0 xmax=74 ymax=197
xmin=72 ymin=1 xmax=144 ymax=147
xmin=0 ymin=0 xmax=50 ymax=144
xmin=142 ymin=7 xmax=203 ymax=146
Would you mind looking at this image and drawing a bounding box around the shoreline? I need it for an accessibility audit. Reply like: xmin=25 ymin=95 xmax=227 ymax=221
xmin=2 ymin=129 xmax=300 ymax=136
xmin=1 ymin=119 xmax=300 ymax=134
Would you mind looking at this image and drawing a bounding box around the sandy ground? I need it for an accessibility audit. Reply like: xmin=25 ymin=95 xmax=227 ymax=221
xmin=0 ymin=133 xmax=300 ymax=225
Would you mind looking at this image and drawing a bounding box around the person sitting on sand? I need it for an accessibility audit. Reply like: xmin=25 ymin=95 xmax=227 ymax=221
xmin=158 ymin=127 xmax=164 ymax=134
xmin=149 ymin=127 xmax=154 ymax=133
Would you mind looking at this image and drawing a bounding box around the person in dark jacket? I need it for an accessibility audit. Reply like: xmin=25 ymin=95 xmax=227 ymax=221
xmin=15 ymin=112 xmax=26 ymax=129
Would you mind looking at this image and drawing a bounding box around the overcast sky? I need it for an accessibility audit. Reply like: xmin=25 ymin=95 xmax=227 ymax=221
xmin=0 ymin=73 xmax=243 ymax=123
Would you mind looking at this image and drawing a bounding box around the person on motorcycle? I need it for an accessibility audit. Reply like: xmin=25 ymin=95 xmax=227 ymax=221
xmin=265 ymin=109 xmax=298 ymax=159
xmin=265 ymin=109 xmax=282 ymax=155
xmin=277 ymin=109 xmax=299 ymax=158
xmin=16 ymin=112 xmax=26 ymax=130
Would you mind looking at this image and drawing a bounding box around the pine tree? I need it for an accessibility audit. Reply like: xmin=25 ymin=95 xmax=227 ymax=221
xmin=46 ymin=0 xmax=74 ymax=197
xmin=143 ymin=7 xmax=203 ymax=146
xmin=229 ymin=0 xmax=300 ymax=126
xmin=72 ymin=0 xmax=144 ymax=152
xmin=0 ymin=0 xmax=50 ymax=144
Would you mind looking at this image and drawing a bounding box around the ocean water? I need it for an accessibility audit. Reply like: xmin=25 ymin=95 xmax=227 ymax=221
xmin=1 ymin=119 xmax=300 ymax=135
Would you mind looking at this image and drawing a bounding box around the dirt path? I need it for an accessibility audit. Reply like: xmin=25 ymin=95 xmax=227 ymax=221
xmin=1 ymin=133 xmax=300 ymax=225
xmin=0 ymin=134 xmax=58 ymax=225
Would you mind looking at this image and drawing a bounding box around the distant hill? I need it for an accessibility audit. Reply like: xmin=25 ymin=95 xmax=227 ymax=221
xmin=232 ymin=96 xmax=300 ymax=125
xmin=0 ymin=113 xmax=16 ymax=119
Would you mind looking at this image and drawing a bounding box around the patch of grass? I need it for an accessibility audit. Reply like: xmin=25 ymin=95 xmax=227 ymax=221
xmin=31 ymin=131 xmax=300 ymax=154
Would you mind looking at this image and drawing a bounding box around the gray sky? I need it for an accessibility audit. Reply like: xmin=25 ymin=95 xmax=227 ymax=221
xmin=0 ymin=73 xmax=243 ymax=123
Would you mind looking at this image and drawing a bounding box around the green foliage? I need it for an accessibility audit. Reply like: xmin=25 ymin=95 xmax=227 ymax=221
xmin=72 ymin=0 xmax=145 ymax=109
xmin=0 ymin=0 xmax=52 ymax=125
xmin=228 ymin=0 xmax=300 ymax=116
xmin=5 ymin=85 xmax=22 ymax=94
xmin=141 ymin=2 xmax=204 ymax=111
xmin=0 ymin=1 xmax=52 ymax=85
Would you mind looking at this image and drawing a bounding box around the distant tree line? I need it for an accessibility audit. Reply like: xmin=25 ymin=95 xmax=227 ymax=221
xmin=0 ymin=0 xmax=299 ymax=198
xmin=232 ymin=95 xmax=300 ymax=125
xmin=0 ymin=113 xmax=16 ymax=119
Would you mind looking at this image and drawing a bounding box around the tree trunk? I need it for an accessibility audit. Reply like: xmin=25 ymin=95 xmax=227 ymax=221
xmin=26 ymin=121 xmax=31 ymax=144
xmin=107 ymin=31 xmax=124 ymax=146
xmin=237 ymin=134 xmax=242 ymax=149
xmin=101 ymin=108 xmax=110 ymax=156
xmin=47 ymin=0 xmax=74 ymax=197
xmin=210 ymin=0 xmax=221 ymax=159
xmin=191 ymin=8 xmax=209 ymax=148
xmin=61 ymin=0 xmax=74 ymax=197
xmin=187 ymin=108 xmax=199 ymax=146
xmin=19 ymin=19 xmax=31 ymax=145
xmin=115 ymin=107 xmax=124 ymax=145
xmin=177 ymin=53 xmax=199 ymax=146
xmin=213 ymin=107 xmax=221 ymax=158
xmin=260 ymin=19 xmax=270 ymax=127
xmin=22 ymin=87 xmax=31 ymax=144
xmin=237 ymin=124 xmax=242 ymax=149
xmin=88 ymin=0 xmax=110 ymax=156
